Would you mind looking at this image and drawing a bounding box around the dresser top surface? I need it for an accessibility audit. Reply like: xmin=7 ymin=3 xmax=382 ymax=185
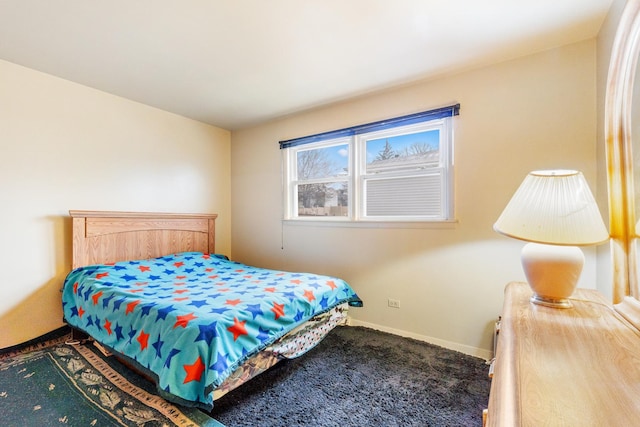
xmin=488 ymin=282 xmax=640 ymax=426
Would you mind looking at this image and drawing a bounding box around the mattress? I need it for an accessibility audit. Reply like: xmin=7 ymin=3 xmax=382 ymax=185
xmin=61 ymin=252 xmax=362 ymax=409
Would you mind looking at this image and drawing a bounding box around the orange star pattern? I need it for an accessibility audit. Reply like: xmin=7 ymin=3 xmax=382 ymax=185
xmin=183 ymin=356 xmax=206 ymax=384
xmin=137 ymin=330 xmax=150 ymax=350
xmin=227 ymin=317 xmax=248 ymax=341
xmin=92 ymin=290 xmax=103 ymax=305
xmin=104 ymin=319 xmax=112 ymax=335
xmin=174 ymin=312 xmax=197 ymax=329
xmin=125 ymin=300 xmax=141 ymax=314
xmin=303 ymin=289 xmax=315 ymax=302
xmin=272 ymin=302 xmax=285 ymax=319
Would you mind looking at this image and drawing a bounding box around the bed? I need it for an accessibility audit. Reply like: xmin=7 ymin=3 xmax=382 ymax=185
xmin=61 ymin=210 xmax=362 ymax=410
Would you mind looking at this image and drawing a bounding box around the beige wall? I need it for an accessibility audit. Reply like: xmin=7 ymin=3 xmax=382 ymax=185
xmin=0 ymin=60 xmax=231 ymax=348
xmin=231 ymin=40 xmax=599 ymax=358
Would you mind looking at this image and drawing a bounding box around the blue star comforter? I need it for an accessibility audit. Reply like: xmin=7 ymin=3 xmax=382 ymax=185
xmin=61 ymin=252 xmax=362 ymax=410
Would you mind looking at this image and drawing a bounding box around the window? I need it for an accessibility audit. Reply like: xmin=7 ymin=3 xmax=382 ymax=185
xmin=281 ymin=104 xmax=458 ymax=223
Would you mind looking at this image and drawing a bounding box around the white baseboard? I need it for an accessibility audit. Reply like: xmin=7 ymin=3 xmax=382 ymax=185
xmin=346 ymin=318 xmax=493 ymax=361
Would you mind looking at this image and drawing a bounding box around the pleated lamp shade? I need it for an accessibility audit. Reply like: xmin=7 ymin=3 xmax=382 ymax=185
xmin=494 ymin=170 xmax=608 ymax=246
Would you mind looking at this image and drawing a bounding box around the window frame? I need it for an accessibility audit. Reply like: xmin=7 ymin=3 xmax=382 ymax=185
xmin=356 ymin=119 xmax=453 ymax=222
xmin=285 ymin=137 xmax=353 ymax=221
xmin=281 ymin=105 xmax=458 ymax=224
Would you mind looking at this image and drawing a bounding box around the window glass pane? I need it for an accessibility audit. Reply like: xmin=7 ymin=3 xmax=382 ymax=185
xmin=366 ymin=130 xmax=440 ymax=173
xmin=297 ymin=182 xmax=348 ymax=217
xmin=366 ymin=174 xmax=442 ymax=217
xmin=283 ymin=113 xmax=454 ymax=222
xmin=297 ymin=144 xmax=349 ymax=180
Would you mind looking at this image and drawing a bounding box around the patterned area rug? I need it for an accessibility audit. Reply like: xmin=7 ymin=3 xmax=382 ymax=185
xmin=0 ymin=329 xmax=223 ymax=427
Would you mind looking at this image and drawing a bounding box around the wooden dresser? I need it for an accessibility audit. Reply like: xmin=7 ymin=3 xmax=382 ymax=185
xmin=486 ymin=282 xmax=640 ymax=426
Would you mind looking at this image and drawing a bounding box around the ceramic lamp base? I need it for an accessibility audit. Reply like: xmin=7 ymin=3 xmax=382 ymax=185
xmin=521 ymin=242 xmax=585 ymax=309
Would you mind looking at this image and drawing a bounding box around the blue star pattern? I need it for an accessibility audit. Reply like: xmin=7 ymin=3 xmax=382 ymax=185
xmin=62 ymin=252 xmax=362 ymax=410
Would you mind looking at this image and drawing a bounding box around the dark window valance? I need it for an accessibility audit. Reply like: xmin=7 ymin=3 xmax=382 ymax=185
xmin=279 ymin=103 xmax=460 ymax=149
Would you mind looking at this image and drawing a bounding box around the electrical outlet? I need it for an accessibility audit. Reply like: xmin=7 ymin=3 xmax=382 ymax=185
xmin=388 ymin=298 xmax=401 ymax=309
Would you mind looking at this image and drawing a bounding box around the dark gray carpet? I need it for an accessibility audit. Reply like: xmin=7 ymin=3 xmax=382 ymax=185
xmin=211 ymin=326 xmax=491 ymax=427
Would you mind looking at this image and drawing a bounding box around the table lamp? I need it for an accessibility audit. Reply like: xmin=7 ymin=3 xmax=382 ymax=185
xmin=493 ymin=170 xmax=609 ymax=308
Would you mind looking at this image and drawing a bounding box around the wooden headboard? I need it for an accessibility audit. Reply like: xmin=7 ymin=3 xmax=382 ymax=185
xmin=70 ymin=210 xmax=218 ymax=269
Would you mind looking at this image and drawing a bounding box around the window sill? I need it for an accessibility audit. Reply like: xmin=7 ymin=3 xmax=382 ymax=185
xmin=281 ymin=219 xmax=458 ymax=229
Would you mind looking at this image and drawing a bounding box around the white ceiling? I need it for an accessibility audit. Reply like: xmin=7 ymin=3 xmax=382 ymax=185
xmin=0 ymin=1 xmax=614 ymax=130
